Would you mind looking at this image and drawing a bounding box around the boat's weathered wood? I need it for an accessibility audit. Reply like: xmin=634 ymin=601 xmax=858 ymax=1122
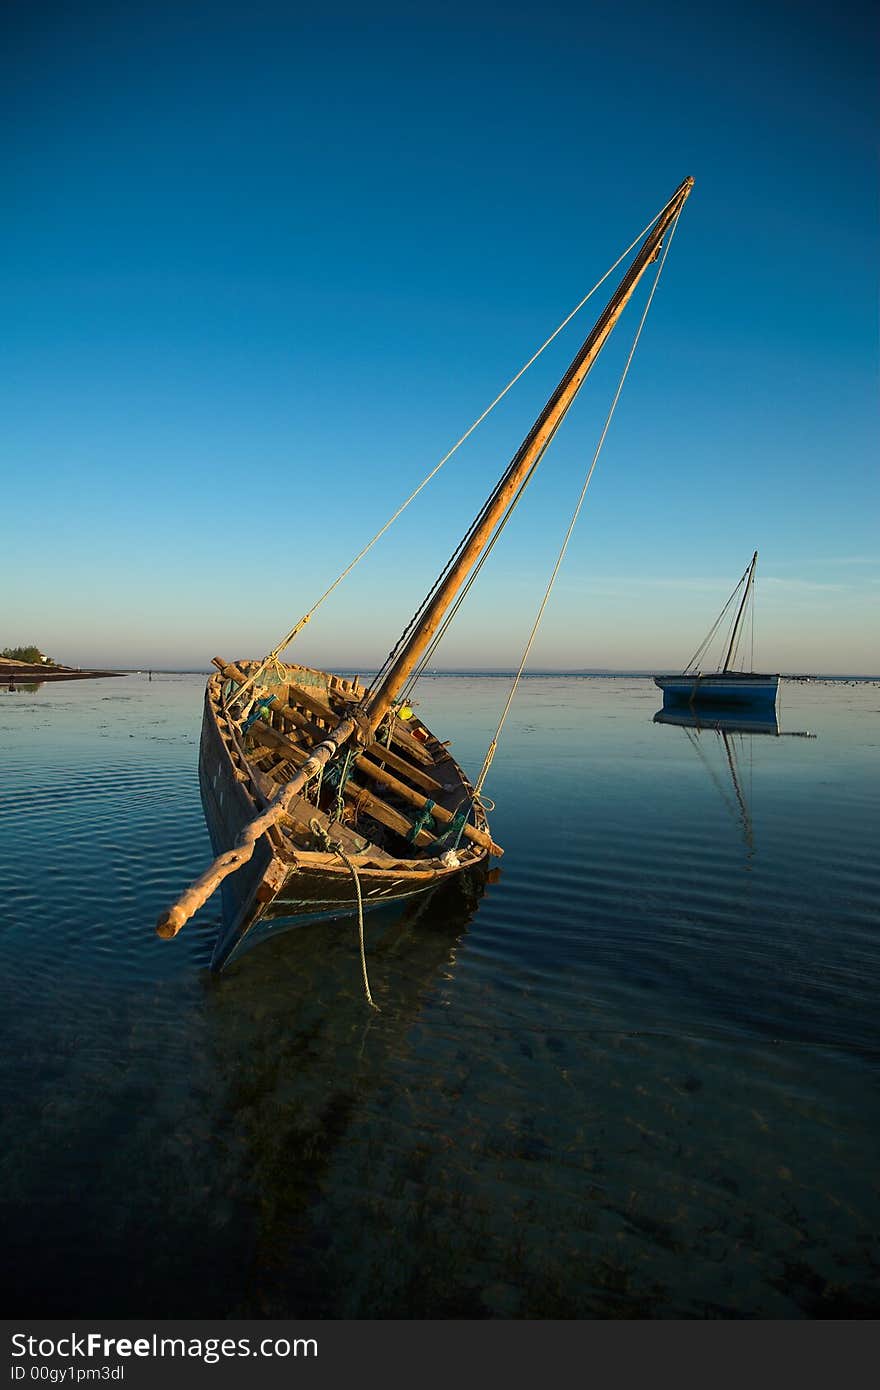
xmin=356 ymin=753 xmax=502 ymax=856
xmin=286 ymin=683 xmax=335 ymax=726
xmin=250 ymin=764 xmax=369 ymax=855
xmin=247 ymin=719 xmax=310 ymax=767
xmin=156 ymin=715 xmax=358 ymax=939
xmin=213 ymin=658 xmax=440 ymax=779
xmin=377 ymin=714 xmax=439 ymax=765
xmin=340 ymin=774 xmax=436 ymax=847
xmin=246 ymin=721 xmax=439 ymax=849
xmin=246 ymin=721 xmax=445 ymax=851
xmin=249 ymin=719 xmax=498 ymax=854
xmin=283 ymin=675 xmax=438 ymax=767
xmin=354 ymin=739 xmax=441 ymax=793
xmin=278 ymin=700 xmax=324 ymax=744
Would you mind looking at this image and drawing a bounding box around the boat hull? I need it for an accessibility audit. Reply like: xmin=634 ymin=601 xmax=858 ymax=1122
xmin=198 ymin=669 xmax=491 ymax=971
xmin=653 ymin=673 xmax=780 ymax=708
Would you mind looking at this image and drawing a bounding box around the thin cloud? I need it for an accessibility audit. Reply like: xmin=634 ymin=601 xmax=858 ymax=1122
xmin=762 ymin=576 xmax=848 ymax=593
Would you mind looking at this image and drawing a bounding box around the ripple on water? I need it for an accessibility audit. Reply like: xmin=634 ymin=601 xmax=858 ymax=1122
xmin=0 ymin=674 xmax=878 ymax=1316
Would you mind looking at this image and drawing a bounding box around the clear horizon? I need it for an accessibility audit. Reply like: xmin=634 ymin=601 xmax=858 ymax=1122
xmin=3 ymin=0 xmax=876 ymax=673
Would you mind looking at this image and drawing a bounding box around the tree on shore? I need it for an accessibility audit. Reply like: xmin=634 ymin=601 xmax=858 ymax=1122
xmin=2 ymin=645 xmax=54 ymax=665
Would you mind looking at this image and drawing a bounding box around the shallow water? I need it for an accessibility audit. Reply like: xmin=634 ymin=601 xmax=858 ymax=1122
xmin=0 ymin=673 xmax=878 ymax=1317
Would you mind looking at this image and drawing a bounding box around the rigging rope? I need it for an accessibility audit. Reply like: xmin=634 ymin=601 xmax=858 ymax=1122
xmin=229 ymin=191 xmax=683 ymax=708
xmin=471 ymin=207 xmax=685 ymax=798
xmin=398 ymin=451 xmax=547 ymax=702
xmin=722 ymin=564 xmax=756 ymax=672
xmin=682 ymin=563 xmax=750 ymax=675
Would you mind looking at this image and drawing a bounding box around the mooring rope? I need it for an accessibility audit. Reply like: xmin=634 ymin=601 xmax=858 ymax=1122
xmin=309 ymin=818 xmax=379 ymax=1011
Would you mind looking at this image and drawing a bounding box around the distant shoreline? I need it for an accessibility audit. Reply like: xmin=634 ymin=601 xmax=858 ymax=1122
xmin=1 ymin=659 xmax=124 ymax=683
xmin=113 ymin=667 xmax=880 ymax=682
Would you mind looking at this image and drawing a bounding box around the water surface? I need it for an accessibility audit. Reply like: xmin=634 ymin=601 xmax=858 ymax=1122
xmin=1 ymin=674 xmax=878 ymax=1317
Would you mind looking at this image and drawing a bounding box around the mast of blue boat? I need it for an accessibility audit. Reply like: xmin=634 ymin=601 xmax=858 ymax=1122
xmin=720 ymin=729 xmax=754 ymax=852
xmin=722 ymin=549 xmax=758 ymax=673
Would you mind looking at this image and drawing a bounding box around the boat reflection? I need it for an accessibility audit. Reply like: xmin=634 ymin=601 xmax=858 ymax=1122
xmin=654 ymin=704 xmax=781 ymax=736
xmin=201 ymin=866 xmax=492 ymax=1314
xmin=653 ymin=704 xmax=816 ymax=855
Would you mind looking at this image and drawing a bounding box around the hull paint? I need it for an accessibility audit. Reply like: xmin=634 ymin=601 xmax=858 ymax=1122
xmin=653 ymin=674 xmax=780 ymax=708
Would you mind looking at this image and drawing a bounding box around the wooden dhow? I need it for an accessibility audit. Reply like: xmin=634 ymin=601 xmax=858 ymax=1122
xmin=157 ymin=176 xmax=695 ymax=973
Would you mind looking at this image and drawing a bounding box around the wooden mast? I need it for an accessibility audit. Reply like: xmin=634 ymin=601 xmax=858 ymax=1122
xmin=722 ymin=549 xmax=758 ymax=673
xmin=155 ymin=178 xmax=695 ymax=941
xmin=363 ymin=175 xmax=695 ymax=731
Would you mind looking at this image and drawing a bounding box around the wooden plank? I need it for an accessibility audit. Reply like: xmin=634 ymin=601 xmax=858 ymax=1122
xmin=216 ymin=660 xmax=442 ymax=783
xmin=383 ymin=718 xmax=437 ymax=766
xmin=248 ymin=720 xmax=309 ymax=766
xmin=279 ymin=699 xmax=325 ymax=744
xmin=250 ymin=764 xmax=369 ymax=855
xmin=286 ymin=681 xmax=337 ymax=724
xmin=356 ymin=755 xmax=502 ymax=856
xmin=361 ymin=741 xmax=442 ymax=793
xmin=248 ymin=721 xmax=436 ymax=851
xmin=343 ymin=775 xmax=435 ymax=848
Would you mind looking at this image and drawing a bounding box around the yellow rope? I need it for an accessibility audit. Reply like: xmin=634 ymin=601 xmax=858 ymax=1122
xmin=474 ymin=208 xmax=685 ymax=797
xmin=230 ymin=192 xmax=682 ymax=707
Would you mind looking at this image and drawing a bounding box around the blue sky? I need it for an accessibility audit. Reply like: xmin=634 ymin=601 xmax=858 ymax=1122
xmin=2 ymin=0 xmax=876 ymax=672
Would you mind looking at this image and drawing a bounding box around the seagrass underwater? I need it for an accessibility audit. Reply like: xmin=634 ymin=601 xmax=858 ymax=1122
xmin=0 ymin=672 xmax=878 ymax=1317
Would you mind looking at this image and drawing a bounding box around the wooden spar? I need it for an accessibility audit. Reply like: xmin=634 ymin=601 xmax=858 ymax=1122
xmin=362 ymin=176 xmax=695 ymax=731
xmin=353 ymin=754 xmax=502 ymax=855
xmin=156 ymin=716 xmax=357 ymax=938
xmin=722 ymin=549 xmax=758 ymax=673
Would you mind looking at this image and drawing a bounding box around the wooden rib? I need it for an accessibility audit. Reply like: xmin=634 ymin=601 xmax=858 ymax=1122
xmin=214 ymin=661 xmax=443 ymax=782
xmin=249 ymin=766 xmax=368 ymax=854
xmin=285 ymin=679 xmax=436 ymax=767
xmin=282 ymin=681 xmax=338 ymax=724
xmin=281 ymin=697 xmax=326 ymax=743
xmin=356 ymin=755 xmax=502 ymax=856
xmin=247 ymin=720 xmax=312 ymax=768
xmin=380 ymin=718 xmax=438 ymax=766
xmin=247 ymin=721 xmax=436 ymax=849
xmin=342 ymin=775 xmax=435 ymax=847
xmin=360 ymin=742 xmax=441 ymax=793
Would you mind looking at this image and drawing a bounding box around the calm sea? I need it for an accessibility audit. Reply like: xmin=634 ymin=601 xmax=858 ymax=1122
xmin=1 ymin=673 xmax=878 ymax=1318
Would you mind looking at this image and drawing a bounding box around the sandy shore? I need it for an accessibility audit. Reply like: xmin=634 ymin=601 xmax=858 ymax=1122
xmin=1 ymin=658 xmax=124 ymax=683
